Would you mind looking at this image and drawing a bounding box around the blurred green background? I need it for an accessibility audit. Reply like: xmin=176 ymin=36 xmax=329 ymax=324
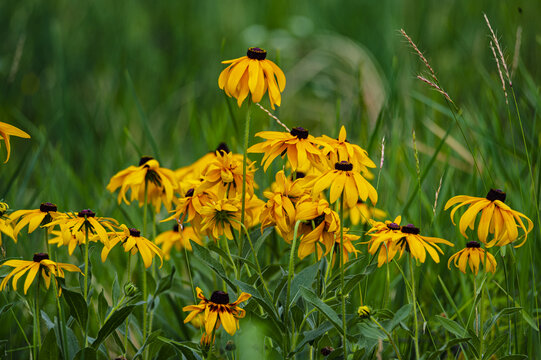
xmin=1 ymin=0 xmax=540 ymax=357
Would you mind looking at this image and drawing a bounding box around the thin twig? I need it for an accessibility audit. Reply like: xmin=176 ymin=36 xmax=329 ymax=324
xmin=484 ymin=13 xmax=512 ymax=87
xmin=489 ymin=41 xmax=508 ymax=104
xmin=255 ymin=103 xmax=290 ymax=132
xmin=400 ymin=29 xmax=437 ymax=82
xmin=416 ymin=76 xmax=453 ymax=103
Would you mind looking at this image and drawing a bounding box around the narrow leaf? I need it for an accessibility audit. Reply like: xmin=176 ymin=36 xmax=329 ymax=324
xmin=92 ymin=305 xmax=136 ymax=349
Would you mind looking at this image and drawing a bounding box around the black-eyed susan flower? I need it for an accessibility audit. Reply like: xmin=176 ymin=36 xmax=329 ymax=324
xmin=295 ymin=199 xmax=340 ymax=259
xmin=219 ymin=47 xmax=286 ymax=109
xmin=183 ymin=287 xmax=251 ymax=340
xmin=312 ymin=161 xmax=378 ymax=208
xmin=155 ymin=224 xmax=202 ymax=260
xmin=0 ymin=253 xmax=82 ymax=294
xmin=260 ymin=170 xmax=306 ymax=235
xmin=395 ymin=224 xmax=453 ymax=263
xmin=197 ymin=150 xmax=257 ymax=199
xmin=0 ymin=121 xmax=30 ymax=163
xmin=348 ymin=200 xmax=386 ymax=226
xmin=444 ymin=189 xmax=533 ymax=248
xmin=244 ymin=194 xmax=265 ymax=229
xmin=106 ymin=156 xmax=179 ymax=213
xmin=199 ymin=198 xmax=242 ymax=241
xmin=46 ymin=209 xmax=118 ymax=247
xmin=102 ymin=225 xmax=163 ymax=269
xmin=248 ymin=127 xmax=330 ymax=172
xmin=162 ymin=188 xmax=215 ymax=232
xmin=9 ymin=202 xmax=60 ymax=239
xmin=0 ymin=203 xmax=15 ymax=246
xmin=448 ymin=241 xmax=497 ymax=275
xmin=318 ymin=126 xmax=376 ymax=173
xmin=366 ymin=217 xmax=403 ymax=267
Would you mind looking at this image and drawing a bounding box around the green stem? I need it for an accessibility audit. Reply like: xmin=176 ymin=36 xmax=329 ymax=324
xmin=371 ymin=317 xmax=402 ymax=360
xmin=285 ymin=220 xmax=302 ymax=357
xmin=51 ymin=274 xmax=68 ymax=359
xmin=184 ymin=247 xmax=197 ymax=302
xmin=339 ymin=195 xmax=347 ymax=358
xmin=124 ymin=254 xmax=132 ymax=357
xmin=142 ymin=182 xmax=149 ymax=359
xmin=83 ymin=225 xmax=89 ymax=301
xmin=409 ymin=256 xmax=420 ymax=360
xmin=238 ymin=102 xmax=252 ymax=267
xmin=34 ymin=280 xmax=41 ymax=359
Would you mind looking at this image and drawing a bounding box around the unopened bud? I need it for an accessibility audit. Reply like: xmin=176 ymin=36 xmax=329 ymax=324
xmin=357 ymin=305 xmax=371 ymax=319
xmin=123 ymin=282 xmax=139 ymax=297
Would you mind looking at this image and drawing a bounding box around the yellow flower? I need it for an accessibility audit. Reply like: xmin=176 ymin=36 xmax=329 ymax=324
xmin=155 ymin=224 xmax=202 ymax=260
xmin=248 ymin=127 xmax=329 ymax=172
xmin=365 ymin=216 xmax=403 ymax=267
xmin=106 ymin=156 xmax=179 ymax=213
xmin=199 ymin=198 xmax=242 ymax=240
xmin=447 ymin=241 xmax=497 ymax=275
xmin=260 ymin=170 xmax=306 ymax=235
xmin=197 ymin=151 xmax=257 ymax=199
xmin=183 ymin=287 xmax=251 ymax=339
xmin=101 ymin=225 xmax=163 ymax=269
xmin=395 ymin=224 xmax=453 ymax=263
xmin=0 ymin=121 xmax=30 ymax=163
xmin=0 ymin=253 xmax=82 ymax=294
xmin=162 ymin=188 xmax=215 ymax=233
xmin=444 ymin=189 xmax=533 ymax=248
xmin=348 ymin=200 xmax=386 ymax=226
xmin=295 ymin=199 xmax=340 ymax=259
xmin=332 ymin=228 xmax=361 ymax=267
xmin=0 ymin=204 xmax=15 ymax=246
xmin=48 ymin=225 xmax=99 ymax=255
xmin=219 ymin=47 xmax=286 ymax=109
xmin=318 ymin=126 xmax=376 ymax=173
xmin=9 ymin=202 xmax=61 ymax=239
xmin=46 ymin=209 xmax=118 ymax=247
xmin=312 ymin=161 xmax=378 ymax=208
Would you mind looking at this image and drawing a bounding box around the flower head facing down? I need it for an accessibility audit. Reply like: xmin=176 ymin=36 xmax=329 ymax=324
xmin=102 ymin=225 xmax=164 ymax=269
xmin=448 ymin=241 xmax=497 ymax=275
xmin=183 ymin=287 xmax=251 ymax=342
xmin=9 ymin=202 xmax=61 ymax=239
xmin=199 ymin=198 xmax=242 ymax=240
xmin=444 ymin=189 xmax=533 ymax=248
xmin=0 ymin=253 xmax=82 ymax=294
xmin=0 ymin=121 xmax=31 ymax=163
xmin=107 ymin=157 xmax=179 ymax=213
xmin=219 ymin=47 xmax=286 ymax=109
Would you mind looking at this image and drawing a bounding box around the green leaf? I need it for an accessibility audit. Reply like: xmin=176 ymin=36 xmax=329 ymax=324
xmin=191 ymin=240 xmax=236 ymax=289
xmin=427 ymin=337 xmax=471 ymax=360
xmin=521 ymin=308 xmax=539 ymax=331
xmin=97 ymin=290 xmax=108 ymax=326
xmin=290 ymin=262 xmax=319 ymax=304
xmin=482 ymin=333 xmax=507 ymax=360
xmin=300 ymin=286 xmax=342 ymax=332
xmin=499 ymin=355 xmax=528 ymax=360
xmin=294 ymin=321 xmax=333 ymax=353
xmin=156 ymin=337 xmax=200 ymax=360
xmin=112 ymin=273 xmax=120 ymax=305
xmin=62 ymin=287 xmax=88 ymax=330
xmin=39 ymin=330 xmax=60 ymax=360
xmin=0 ymin=303 xmax=13 ymax=317
xmin=435 ymin=315 xmax=467 ymax=338
xmin=483 ymin=307 xmax=522 ymax=336
xmin=92 ymin=305 xmax=136 ymax=349
xmin=155 ymin=266 xmax=176 ymax=297
xmin=74 ymin=347 xmax=97 ymax=360
xmin=133 ymin=330 xmax=162 ymax=360
xmin=385 ymin=304 xmax=412 ymax=332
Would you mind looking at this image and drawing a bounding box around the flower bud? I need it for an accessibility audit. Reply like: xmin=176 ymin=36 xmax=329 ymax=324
xmin=357 ymin=305 xmax=371 ymax=319
xmin=123 ymin=282 xmax=139 ymax=297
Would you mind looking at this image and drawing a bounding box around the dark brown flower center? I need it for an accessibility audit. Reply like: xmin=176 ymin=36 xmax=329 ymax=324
xmin=139 ymin=156 xmax=154 ymax=166
xmin=78 ymin=209 xmax=95 ymax=218
xmin=486 ymin=189 xmax=506 ymax=202
xmin=466 ymin=241 xmax=481 ymax=248
xmin=246 ymin=47 xmax=267 ymax=60
xmin=295 ymin=172 xmax=306 ymax=179
xmin=40 ymin=202 xmax=57 ymax=212
xmin=129 ymin=228 xmax=140 ymax=237
xmin=387 ymin=222 xmax=400 ymax=231
xmin=290 ymin=127 xmax=309 ymax=139
xmin=334 ymin=161 xmax=353 ymax=171
xmin=172 ymin=223 xmax=182 ymax=232
xmin=401 ymin=224 xmax=420 ymax=235
xmin=33 ymin=253 xmax=49 ymax=262
xmin=210 ymin=291 xmax=230 ymax=304
xmin=215 ymin=142 xmax=230 ymax=154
